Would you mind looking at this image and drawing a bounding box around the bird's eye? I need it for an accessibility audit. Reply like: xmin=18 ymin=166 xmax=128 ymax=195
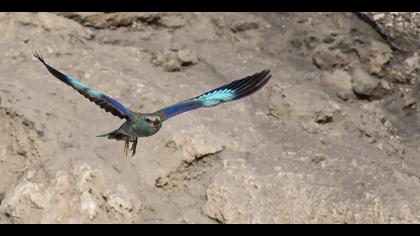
xmin=145 ymin=118 xmax=151 ymax=122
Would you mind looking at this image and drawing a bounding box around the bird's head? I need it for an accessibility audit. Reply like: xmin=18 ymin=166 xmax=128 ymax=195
xmin=135 ymin=115 xmax=163 ymax=136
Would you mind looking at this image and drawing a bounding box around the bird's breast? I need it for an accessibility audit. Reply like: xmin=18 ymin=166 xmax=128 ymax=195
xmin=132 ymin=123 xmax=161 ymax=137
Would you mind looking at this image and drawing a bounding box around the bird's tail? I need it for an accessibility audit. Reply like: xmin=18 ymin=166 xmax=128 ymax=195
xmin=96 ymin=129 xmax=127 ymax=140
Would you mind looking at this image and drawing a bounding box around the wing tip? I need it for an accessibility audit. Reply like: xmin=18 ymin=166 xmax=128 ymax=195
xmin=34 ymin=51 xmax=46 ymax=65
xmin=248 ymin=69 xmax=271 ymax=84
xmin=248 ymin=68 xmax=272 ymax=87
xmin=256 ymin=69 xmax=271 ymax=88
xmin=259 ymin=69 xmax=271 ymax=79
xmin=232 ymin=69 xmax=271 ymax=99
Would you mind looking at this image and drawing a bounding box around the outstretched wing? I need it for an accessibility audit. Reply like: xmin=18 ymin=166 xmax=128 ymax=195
xmin=34 ymin=52 xmax=134 ymax=121
xmin=158 ymin=69 xmax=271 ymax=121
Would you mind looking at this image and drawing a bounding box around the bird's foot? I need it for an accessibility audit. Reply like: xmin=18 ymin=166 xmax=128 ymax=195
xmin=124 ymin=139 xmax=129 ymax=157
xmin=130 ymin=138 xmax=138 ymax=158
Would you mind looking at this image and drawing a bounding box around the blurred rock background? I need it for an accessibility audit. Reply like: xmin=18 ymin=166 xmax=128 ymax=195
xmin=0 ymin=12 xmax=420 ymax=223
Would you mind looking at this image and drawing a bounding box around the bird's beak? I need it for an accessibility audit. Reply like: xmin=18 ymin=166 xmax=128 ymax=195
xmin=153 ymin=120 xmax=160 ymax=126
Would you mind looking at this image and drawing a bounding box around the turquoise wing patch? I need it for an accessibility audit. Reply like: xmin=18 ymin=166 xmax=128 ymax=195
xmin=34 ymin=52 xmax=134 ymax=120
xmin=160 ymin=69 xmax=271 ymax=120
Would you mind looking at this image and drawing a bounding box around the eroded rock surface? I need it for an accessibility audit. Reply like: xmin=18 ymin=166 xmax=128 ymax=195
xmin=0 ymin=12 xmax=420 ymax=223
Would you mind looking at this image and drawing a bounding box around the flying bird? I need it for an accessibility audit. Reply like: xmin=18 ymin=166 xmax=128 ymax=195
xmin=34 ymin=52 xmax=271 ymax=157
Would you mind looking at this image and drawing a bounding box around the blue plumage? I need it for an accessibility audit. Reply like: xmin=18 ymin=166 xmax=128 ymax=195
xmin=198 ymin=88 xmax=236 ymax=106
xmin=162 ymin=100 xmax=202 ymax=119
xmin=160 ymin=69 xmax=271 ymax=120
xmin=161 ymin=89 xmax=236 ymax=119
xmin=34 ymin=51 xmax=271 ymax=157
xmin=34 ymin=52 xmax=133 ymax=121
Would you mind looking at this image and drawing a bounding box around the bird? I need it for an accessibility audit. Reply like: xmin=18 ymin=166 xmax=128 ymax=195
xmin=34 ymin=52 xmax=271 ymax=157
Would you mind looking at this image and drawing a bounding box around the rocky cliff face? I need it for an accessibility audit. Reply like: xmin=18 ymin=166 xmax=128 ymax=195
xmin=0 ymin=12 xmax=420 ymax=223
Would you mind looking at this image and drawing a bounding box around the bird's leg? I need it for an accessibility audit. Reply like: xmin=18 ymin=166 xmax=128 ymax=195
xmin=124 ymin=138 xmax=129 ymax=157
xmin=130 ymin=138 xmax=138 ymax=157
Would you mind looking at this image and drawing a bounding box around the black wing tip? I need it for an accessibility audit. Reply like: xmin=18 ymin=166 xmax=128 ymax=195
xmin=33 ymin=51 xmax=46 ymax=64
xmin=258 ymin=69 xmax=272 ymax=85
xmin=232 ymin=69 xmax=271 ymax=99
xmin=246 ymin=69 xmax=271 ymax=84
xmin=256 ymin=69 xmax=271 ymax=85
xmin=245 ymin=69 xmax=272 ymax=87
xmin=256 ymin=69 xmax=271 ymax=79
xmin=261 ymin=69 xmax=270 ymax=73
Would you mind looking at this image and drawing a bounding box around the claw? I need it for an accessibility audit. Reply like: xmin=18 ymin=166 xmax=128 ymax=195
xmin=130 ymin=138 xmax=138 ymax=158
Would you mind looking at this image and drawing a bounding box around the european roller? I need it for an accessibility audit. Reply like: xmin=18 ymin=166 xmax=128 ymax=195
xmin=34 ymin=52 xmax=271 ymax=157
